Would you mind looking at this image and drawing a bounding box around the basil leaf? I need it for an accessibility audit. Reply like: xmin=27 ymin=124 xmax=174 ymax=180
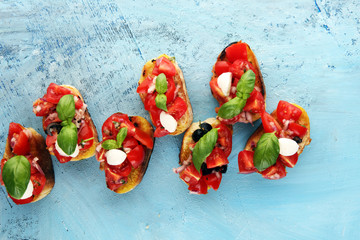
xmin=155 ymin=73 xmax=168 ymax=94
xmin=218 ymin=97 xmax=246 ymax=119
xmin=236 ymin=70 xmax=255 ymax=94
xmin=254 ymin=133 xmax=280 ymax=171
xmin=56 ymin=94 xmax=75 ymax=121
xmin=116 ymin=127 xmax=128 ymax=147
xmin=2 ymin=155 xmax=31 ymax=199
xmin=155 ymin=94 xmax=168 ymax=111
xmin=192 ymin=128 xmax=218 ymax=172
xmin=102 ymin=140 xmax=118 ymax=150
xmin=57 ymin=122 xmax=78 ymax=155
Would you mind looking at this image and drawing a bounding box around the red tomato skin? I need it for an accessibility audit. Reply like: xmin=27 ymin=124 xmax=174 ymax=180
xmin=243 ymin=90 xmax=265 ymax=113
xmin=46 ymin=134 xmax=57 ymax=148
xmin=205 ymin=147 xmax=229 ymax=169
xmin=216 ymin=124 xmax=232 ymax=157
xmin=215 ymin=61 xmax=231 ymax=76
xmin=225 ymin=42 xmax=248 ymax=63
xmin=137 ymin=76 xmax=154 ymax=93
xmin=43 ymin=83 xmax=72 ymax=104
xmin=12 ymin=131 xmax=31 ymax=156
xmin=77 ymin=120 xmax=94 ymax=150
xmin=229 ymin=59 xmax=256 ymax=79
xmin=167 ymin=97 xmax=187 ymax=121
xmin=153 ymin=57 xmax=176 ymax=77
xmin=203 ymin=172 xmax=222 ymax=191
xmin=101 ymin=113 xmax=134 ymax=139
xmin=288 ymin=122 xmax=307 ymax=138
xmin=180 ymin=164 xmax=202 ymax=186
xmin=107 ymin=159 xmax=132 ymax=177
xmin=9 ymin=195 xmax=33 ymax=205
xmin=134 ymin=128 xmax=154 ymax=149
xmin=278 ymin=153 xmax=299 ymax=168
xmin=188 ymin=177 xmax=208 ymax=194
xmin=31 ymin=172 xmax=46 ymax=196
xmin=74 ymin=97 xmax=84 ymax=109
xmin=261 ymin=112 xmax=282 ymax=134
xmin=276 ymin=100 xmax=302 ymax=123
xmin=261 ymin=161 xmax=287 ymax=180
xmin=104 ymin=167 xmax=125 ymax=191
xmin=238 ymin=150 xmax=257 ymax=174
xmin=8 ymin=122 xmax=24 ymax=141
xmin=54 ymin=149 xmax=72 ymax=163
xmin=32 ymin=99 xmax=56 ymax=117
xmin=126 ymin=145 xmax=145 ymax=169
xmin=122 ymin=137 xmax=139 ymax=149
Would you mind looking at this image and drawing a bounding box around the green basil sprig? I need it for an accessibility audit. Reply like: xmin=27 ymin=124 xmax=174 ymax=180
xmin=2 ymin=156 xmax=31 ymax=199
xmin=155 ymin=73 xmax=168 ymax=112
xmin=253 ymin=132 xmax=280 ymax=171
xmin=192 ymin=128 xmax=218 ymax=172
xmin=102 ymin=127 xmax=128 ymax=150
xmin=56 ymin=94 xmax=78 ymax=155
xmin=217 ymin=70 xmax=256 ymax=119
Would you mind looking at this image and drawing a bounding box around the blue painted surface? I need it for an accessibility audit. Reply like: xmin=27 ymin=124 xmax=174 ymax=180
xmin=0 ymin=0 xmax=359 ymax=239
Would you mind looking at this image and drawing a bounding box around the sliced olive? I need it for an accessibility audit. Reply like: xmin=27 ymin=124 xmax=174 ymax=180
xmin=200 ymin=123 xmax=212 ymax=133
xmin=46 ymin=122 xmax=62 ymax=136
xmin=293 ymin=136 xmax=302 ymax=144
xmin=192 ymin=129 xmax=205 ymax=142
xmin=201 ymin=163 xmax=212 ymax=176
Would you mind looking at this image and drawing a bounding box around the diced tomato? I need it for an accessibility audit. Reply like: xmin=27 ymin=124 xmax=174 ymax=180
xmin=149 ymin=106 xmax=162 ymax=128
xmin=216 ymin=124 xmax=232 ymax=157
xmin=74 ymin=96 xmax=84 ymax=109
xmin=12 ymin=131 xmax=31 ymax=156
xmin=108 ymin=159 xmax=132 ymax=177
xmin=43 ymin=83 xmax=72 ymax=104
xmin=9 ymin=195 xmax=33 ymax=205
xmin=279 ymin=153 xmax=298 ymax=168
xmin=205 ymin=147 xmax=229 ymax=169
xmin=0 ymin=158 xmax=7 ymax=185
xmin=137 ymin=76 xmax=154 ymax=94
xmin=215 ymin=61 xmax=231 ymax=76
xmin=167 ymin=97 xmax=187 ymax=121
xmin=77 ymin=121 xmax=94 ymax=150
xmin=238 ymin=150 xmax=257 ymax=174
xmin=122 ymin=137 xmax=139 ymax=150
xmin=127 ymin=145 xmax=145 ymax=169
xmin=154 ymin=127 xmax=170 ymax=138
xmin=101 ymin=113 xmax=135 ymax=139
xmin=134 ymin=128 xmax=153 ymax=149
xmin=243 ymin=90 xmax=265 ymax=113
xmin=276 ymin=100 xmax=302 ymax=123
xmin=152 ymin=57 xmax=176 ymax=77
xmin=105 ymin=166 xmax=126 ymax=191
xmin=261 ymin=112 xmax=282 ymax=134
xmin=260 ymin=161 xmax=287 ymax=180
xmin=229 ymin=59 xmax=256 ymax=79
xmin=8 ymin=122 xmax=24 ymax=141
xmin=288 ymin=122 xmax=307 ymax=138
xmin=32 ymin=99 xmax=56 ymax=117
xmin=43 ymin=112 xmax=61 ymax=129
xmin=225 ymin=42 xmax=248 ymax=63
xmin=144 ymin=94 xmax=157 ymax=111
xmin=179 ymin=163 xmax=202 ymax=186
xmin=54 ymin=149 xmax=72 ymax=163
xmin=46 ymin=134 xmax=57 ymax=148
xmin=165 ymin=77 xmax=176 ymax=104
xmin=188 ymin=177 xmax=208 ymax=194
xmin=203 ymin=173 xmax=222 ymax=191
xmin=31 ymin=172 xmax=46 ymax=196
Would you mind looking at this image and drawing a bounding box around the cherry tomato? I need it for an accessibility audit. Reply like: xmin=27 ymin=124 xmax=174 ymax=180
xmin=167 ymin=97 xmax=187 ymax=121
xmin=215 ymin=61 xmax=231 ymax=76
xmin=225 ymin=42 xmax=248 ymax=63
xmin=238 ymin=150 xmax=257 ymax=174
xmin=32 ymin=99 xmax=56 ymax=117
xmin=179 ymin=163 xmax=201 ymax=186
xmin=261 ymin=112 xmax=282 ymax=134
xmin=122 ymin=137 xmax=139 ymax=150
xmin=216 ymin=124 xmax=232 ymax=157
xmin=188 ymin=177 xmax=208 ymax=194
xmin=8 ymin=122 xmax=24 ymax=141
xmin=279 ymin=153 xmax=298 ymax=168
xmin=243 ymin=90 xmax=265 ymax=113
xmin=134 ymin=128 xmax=153 ymax=149
xmin=127 ymin=145 xmax=145 ymax=169
xmin=152 ymin=57 xmax=176 ymax=77
xmin=108 ymin=159 xmax=132 ymax=177
xmin=276 ymin=100 xmax=302 ymax=123
xmin=137 ymin=76 xmax=154 ymax=94
xmin=31 ymin=172 xmax=46 ymax=196
xmin=12 ymin=131 xmax=31 ymax=156
xmin=54 ymin=149 xmax=72 ymax=163
xmin=203 ymin=172 xmax=222 ymax=191
xmin=43 ymin=83 xmax=72 ymax=104
xmin=260 ymin=161 xmax=287 ymax=180
xmin=77 ymin=121 xmax=94 ymax=150
xmin=205 ymin=147 xmax=229 ymax=169
xmin=229 ymin=60 xmax=256 ymax=80
xmin=9 ymin=195 xmax=33 ymax=205
xmin=288 ymin=122 xmax=307 ymax=138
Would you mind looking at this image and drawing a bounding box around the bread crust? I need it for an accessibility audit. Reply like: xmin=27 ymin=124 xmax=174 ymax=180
xmin=179 ymin=118 xmax=233 ymax=165
xmin=245 ymin=103 xmax=311 ymax=156
xmin=3 ymin=127 xmax=55 ymax=203
xmin=210 ymin=41 xmax=266 ymax=122
xmin=42 ymin=85 xmax=99 ymax=161
xmin=138 ymin=54 xmax=193 ymax=135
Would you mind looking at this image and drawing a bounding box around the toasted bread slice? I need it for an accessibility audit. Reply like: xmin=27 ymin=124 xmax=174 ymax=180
xmin=138 ymin=54 xmax=193 ymax=135
xmin=3 ymin=127 xmax=55 ymax=203
xmin=245 ymin=103 xmax=311 ymax=156
xmin=42 ymin=85 xmax=99 ymax=161
xmin=210 ymin=41 xmax=266 ymax=123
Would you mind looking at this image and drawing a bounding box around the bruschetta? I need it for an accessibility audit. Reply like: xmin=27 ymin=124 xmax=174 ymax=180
xmin=238 ymin=101 xmax=311 ymax=179
xmin=137 ymin=54 xmax=193 ymax=137
xmin=96 ymin=113 xmax=154 ymax=194
xmin=1 ymin=123 xmax=55 ymax=204
xmin=33 ymin=83 xmax=99 ymax=163
xmin=210 ymin=41 xmax=266 ymax=124
xmin=174 ymin=118 xmax=232 ymax=194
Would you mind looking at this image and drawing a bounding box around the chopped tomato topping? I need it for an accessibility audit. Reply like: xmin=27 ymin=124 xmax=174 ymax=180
xmin=77 ymin=120 xmax=94 ymax=150
xmin=203 ymin=172 xmax=222 ymax=191
xmin=205 ymin=147 xmax=229 ymax=169
xmin=152 ymin=57 xmax=176 ymax=77
xmin=137 ymin=76 xmax=154 ymax=94
xmin=225 ymin=42 xmax=248 ymax=63
xmin=31 ymin=172 xmax=46 ymax=196
xmin=278 ymin=153 xmax=298 ymax=168
xmin=276 ymin=100 xmax=302 ymax=123
xmin=260 ymin=161 xmax=287 ymax=180
xmin=12 ymin=130 xmax=31 ymax=156
xmin=9 ymin=195 xmax=33 ymax=205
xmin=243 ymin=90 xmax=265 ymax=113
xmin=127 ymin=145 xmax=145 ymax=169
xmin=188 ymin=177 xmax=208 ymax=195
xmin=32 ymin=99 xmax=56 ymax=117
xmin=54 ymin=149 xmax=72 ymax=163
xmin=214 ymin=61 xmax=231 ymax=76
xmin=238 ymin=150 xmax=257 ymax=174
xmin=288 ymin=122 xmax=307 ymax=138
xmin=261 ymin=112 xmax=282 ymax=134
xmin=43 ymin=83 xmax=72 ymax=104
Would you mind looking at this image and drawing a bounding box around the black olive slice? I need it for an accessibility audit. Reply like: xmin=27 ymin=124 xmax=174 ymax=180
xmin=293 ymin=136 xmax=302 ymax=144
xmin=46 ymin=122 xmax=62 ymax=136
xmin=192 ymin=129 xmax=205 ymax=142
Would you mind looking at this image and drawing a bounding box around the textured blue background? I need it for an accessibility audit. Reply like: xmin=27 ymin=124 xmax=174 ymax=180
xmin=0 ymin=0 xmax=359 ymax=239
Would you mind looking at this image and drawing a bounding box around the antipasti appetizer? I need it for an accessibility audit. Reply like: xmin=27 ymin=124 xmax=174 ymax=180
xmin=33 ymin=83 xmax=99 ymax=163
xmin=96 ymin=113 xmax=154 ymax=194
xmin=238 ymin=101 xmax=311 ymax=179
xmin=1 ymin=123 xmax=55 ymax=204
xmin=137 ymin=54 xmax=193 ymax=137
xmin=210 ymin=41 xmax=266 ymax=124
